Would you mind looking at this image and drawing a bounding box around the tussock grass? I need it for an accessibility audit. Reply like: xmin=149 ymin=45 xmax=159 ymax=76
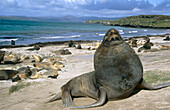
xmin=9 ymin=81 xmax=39 ymax=94
xmin=143 ymin=70 xmax=170 ymax=84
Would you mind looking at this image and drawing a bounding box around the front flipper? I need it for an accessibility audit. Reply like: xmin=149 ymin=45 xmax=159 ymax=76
xmin=70 ymin=87 xmax=107 ymax=109
xmin=62 ymin=87 xmax=74 ymax=107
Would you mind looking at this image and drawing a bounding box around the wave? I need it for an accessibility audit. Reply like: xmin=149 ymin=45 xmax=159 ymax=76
xmin=129 ymin=31 xmax=138 ymax=33
xmin=96 ymin=32 xmax=124 ymax=36
xmin=96 ymin=33 xmax=105 ymax=36
xmin=0 ymin=38 xmax=18 ymax=42
xmin=37 ymin=35 xmax=83 ymax=39
xmin=118 ymin=30 xmax=124 ymax=32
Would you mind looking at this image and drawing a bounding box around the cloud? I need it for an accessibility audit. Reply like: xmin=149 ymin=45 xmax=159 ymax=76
xmin=154 ymin=0 xmax=170 ymax=11
xmin=0 ymin=0 xmax=169 ymax=17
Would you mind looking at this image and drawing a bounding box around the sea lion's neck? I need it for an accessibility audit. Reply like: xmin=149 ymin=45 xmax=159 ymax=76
xmin=102 ymin=40 xmax=124 ymax=47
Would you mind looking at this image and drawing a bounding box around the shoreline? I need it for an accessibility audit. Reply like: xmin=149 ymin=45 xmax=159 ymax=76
xmin=0 ymin=40 xmax=94 ymax=49
xmin=0 ymin=33 xmax=170 ymax=49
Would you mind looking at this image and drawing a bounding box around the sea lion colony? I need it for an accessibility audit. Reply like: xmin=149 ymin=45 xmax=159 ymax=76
xmin=48 ymin=28 xmax=170 ymax=109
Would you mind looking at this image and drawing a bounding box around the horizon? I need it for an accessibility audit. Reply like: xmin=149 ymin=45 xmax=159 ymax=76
xmin=0 ymin=0 xmax=170 ymax=17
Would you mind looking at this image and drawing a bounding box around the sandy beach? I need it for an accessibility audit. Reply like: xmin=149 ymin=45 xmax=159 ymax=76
xmin=0 ymin=35 xmax=170 ymax=110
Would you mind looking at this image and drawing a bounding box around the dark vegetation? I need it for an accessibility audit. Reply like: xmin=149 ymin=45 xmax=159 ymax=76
xmin=85 ymin=15 xmax=170 ymax=29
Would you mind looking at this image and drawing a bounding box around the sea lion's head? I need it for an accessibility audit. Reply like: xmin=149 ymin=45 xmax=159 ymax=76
xmin=102 ymin=28 xmax=124 ymax=46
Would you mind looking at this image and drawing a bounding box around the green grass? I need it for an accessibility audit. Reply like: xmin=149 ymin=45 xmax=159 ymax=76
xmin=9 ymin=81 xmax=39 ymax=94
xmin=143 ymin=70 xmax=170 ymax=84
xmin=86 ymin=15 xmax=170 ymax=29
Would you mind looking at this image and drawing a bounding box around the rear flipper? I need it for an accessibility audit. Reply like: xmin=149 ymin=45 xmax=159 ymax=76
xmin=137 ymin=78 xmax=170 ymax=90
xmin=61 ymin=87 xmax=74 ymax=107
xmin=70 ymin=87 xmax=107 ymax=109
xmin=47 ymin=92 xmax=62 ymax=103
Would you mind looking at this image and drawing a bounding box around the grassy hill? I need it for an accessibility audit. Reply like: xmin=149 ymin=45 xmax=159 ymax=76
xmin=85 ymin=15 xmax=170 ymax=29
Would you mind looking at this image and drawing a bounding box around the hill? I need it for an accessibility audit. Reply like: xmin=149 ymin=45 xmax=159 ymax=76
xmin=0 ymin=16 xmax=120 ymax=23
xmin=85 ymin=15 xmax=170 ymax=29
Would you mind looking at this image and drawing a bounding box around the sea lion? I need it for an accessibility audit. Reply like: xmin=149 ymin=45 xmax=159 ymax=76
xmin=68 ymin=40 xmax=76 ymax=47
xmin=0 ymin=70 xmax=19 ymax=80
xmin=27 ymin=45 xmax=40 ymax=51
xmin=11 ymin=40 xmax=15 ymax=45
xmin=12 ymin=66 xmax=32 ymax=82
xmin=3 ymin=53 xmax=19 ymax=64
xmin=0 ymin=51 xmax=5 ymax=63
xmin=47 ymin=71 xmax=98 ymax=106
xmin=76 ymin=44 xmax=82 ymax=49
xmin=138 ymin=37 xmax=154 ymax=52
xmin=48 ymin=28 xmax=170 ymax=108
xmin=32 ymin=55 xmax=43 ymax=62
xmin=129 ymin=38 xmax=138 ymax=47
xmin=163 ymin=35 xmax=170 ymax=41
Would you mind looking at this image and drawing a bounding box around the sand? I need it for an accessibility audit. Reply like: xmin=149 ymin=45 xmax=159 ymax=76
xmin=0 ymin=36 xmax=170 ymax=110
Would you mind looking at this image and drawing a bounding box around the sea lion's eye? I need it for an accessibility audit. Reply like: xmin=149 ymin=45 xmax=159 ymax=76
xmin=110 ymin=32 xmax=114 ymax=35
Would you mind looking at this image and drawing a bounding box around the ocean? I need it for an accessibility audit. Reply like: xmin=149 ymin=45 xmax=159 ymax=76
xmin=0 ymin=19 xmax=170 ymax=45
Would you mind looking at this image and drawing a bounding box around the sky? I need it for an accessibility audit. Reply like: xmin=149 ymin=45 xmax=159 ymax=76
xmin=0 ymin=0 xmax=170 ymax=17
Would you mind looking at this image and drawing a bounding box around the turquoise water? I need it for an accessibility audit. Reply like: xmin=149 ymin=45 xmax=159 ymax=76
xmin=0 ymin=19 xmax=170 ymax=45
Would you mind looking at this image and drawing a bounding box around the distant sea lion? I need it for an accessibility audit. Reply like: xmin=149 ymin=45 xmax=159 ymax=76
xmin=27 ymin=45 xmax=40 ymax=51
xmin=55 ymin=49 xmax=72 ymax=55
xmin=12 ymin=66 xmax=32 ymax=82
xmin=76 ymin=44 xmax=82 ymax=49
xmin=48 ymin=28 xmax=170 ymax=108
xmin=68 ymin=40 xmax=76 ymax=47
xmin=3 ymin=53 xmax=19 ymax=64
xmin=0 ymin=70 xmax=19 ymax=80
xmin=163 ymin=35 xmax=170 ymax=41
xmin=129 ymin=38 xmax=138 ymax=47
xmin=143 ymin=37 xmax=153 ymax=49
xmin=0 ymin=51 xmax=5 ymax=63
xmin=32 ymin=55 xmax=43 ymax=62
xmin=138 ymin=37 xmax=153 ymax=52
xmin=11 ymin=40 xmax=15 ymax=45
